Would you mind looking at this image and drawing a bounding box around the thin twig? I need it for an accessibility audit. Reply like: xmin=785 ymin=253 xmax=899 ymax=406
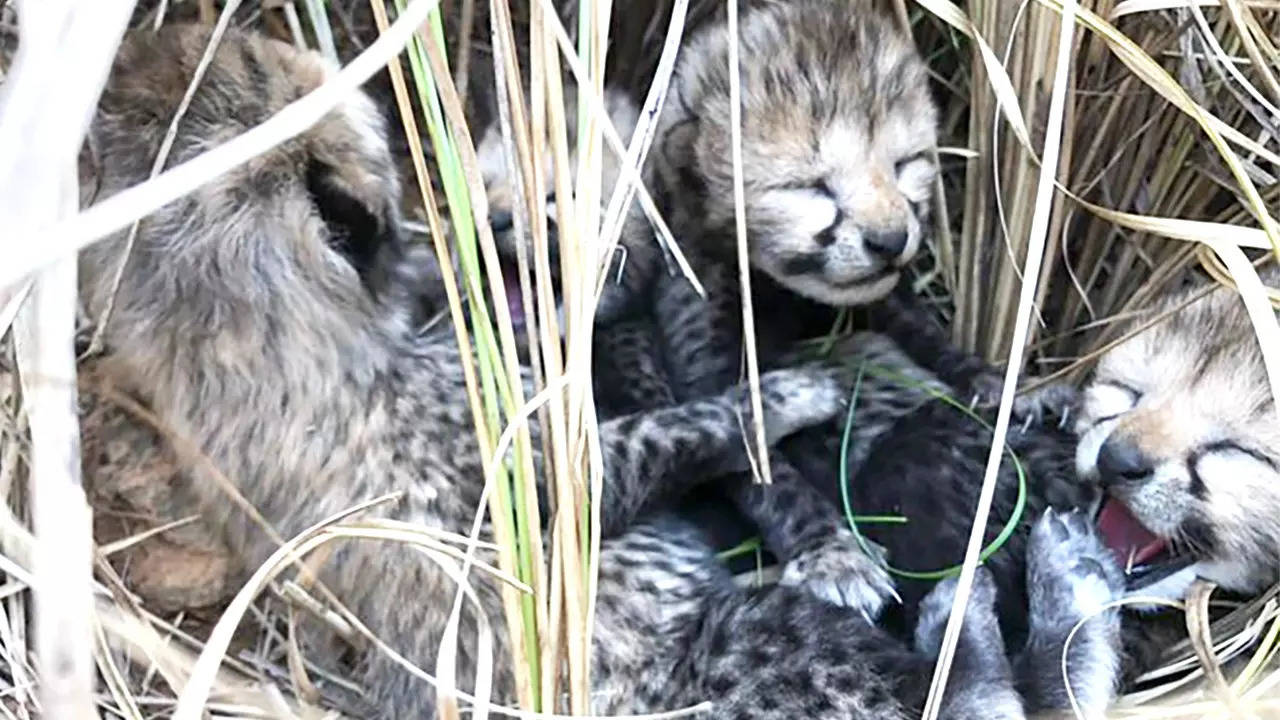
xmin=725 ymin=0 xmax=771 ymax=485
xmin=1 ymin=1 xmax=137 ymax=717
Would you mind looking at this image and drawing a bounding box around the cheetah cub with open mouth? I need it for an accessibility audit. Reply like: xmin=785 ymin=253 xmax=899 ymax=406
xmin=1080 ymin=272 xmax=1280 ymax=604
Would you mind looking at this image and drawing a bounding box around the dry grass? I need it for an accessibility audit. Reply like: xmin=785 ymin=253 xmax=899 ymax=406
xmin=1 ymin=0 xmax=1280 ymax=717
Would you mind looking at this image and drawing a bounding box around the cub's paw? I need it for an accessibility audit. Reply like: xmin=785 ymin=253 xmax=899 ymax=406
xmin=966 ymin=368 xmax=1007 ymax=410
xmin=779 ymin=530 xmax=897 ymax=621
xmin=750 ymin=366 xmax=845 ymax=441
xmin=1027 ymin=509 xmax=1125 ymax=626
xmin=1024 ymin=510 xmax=1126 ymax=715
xmin=1014 ymin=381 xmax=1079 ymax=430
xmin=968 ymin=371 xmax=1079 ymax=430
xmin=914 ymin=566 xmax=999 ymax=656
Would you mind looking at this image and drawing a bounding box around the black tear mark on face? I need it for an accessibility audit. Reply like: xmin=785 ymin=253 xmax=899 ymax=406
xmin=782 ymin=252 xmax=826 ymax=277
xmin=305 ymin=160 xmax=403 ymax=297
xmin=1178 ymin=516 xmax=1218 ymax=558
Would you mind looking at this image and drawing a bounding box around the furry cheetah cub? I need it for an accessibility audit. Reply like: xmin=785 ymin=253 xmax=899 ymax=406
xmin=474 ymin=88 xmax=905 ymax=620
xmin=774 ymin=324 xmax=1126 ymax=715
xmin=653 ymin=0 xmax=937 ymax=306
xmin=1079 ymin=272 xmax=1280 ymax=603
xmin=640 ymin=0 xmax=950 ymax=403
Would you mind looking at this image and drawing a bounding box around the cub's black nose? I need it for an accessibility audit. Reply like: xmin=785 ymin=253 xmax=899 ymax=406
xmin=1097 ymin=437 xmax=1153 ymax=487
xmin=864 ymin=229 xmax=908 ymax=260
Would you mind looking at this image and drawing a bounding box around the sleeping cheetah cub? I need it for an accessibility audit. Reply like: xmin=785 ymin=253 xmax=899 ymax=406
xmin=473 ymin=84 xmax=661 ymax=332
xmin=77 ymin=23 xmax=1034 ymax=720
xmin=776 ymin=327 xmax=1125 ymax=715
xmin=1079 ymin=272 xmax=1280 ymax=604
xmin=655 ymin=0 xmax=936 ymax=306
xmin=473 ymin=83 xmax=903 ymax=620
xmin=645 ymin=0 xmax=950 ymax=402
xmin=477 ymin=0 xmax=945 ymax=400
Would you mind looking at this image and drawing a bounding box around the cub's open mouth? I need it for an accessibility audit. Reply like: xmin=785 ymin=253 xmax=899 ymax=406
xmin=497 ymin=257 xmax=562 ymax=332
xmin=1096 ymin=498 xmax=1194 ymax=590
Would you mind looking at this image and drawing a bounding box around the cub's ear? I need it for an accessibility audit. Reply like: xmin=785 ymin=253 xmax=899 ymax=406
xmin=304 ymin=159 xmax=405 ymax=296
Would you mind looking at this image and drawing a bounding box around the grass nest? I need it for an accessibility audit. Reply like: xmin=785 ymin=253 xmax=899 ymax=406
xmin=2 ymin=0 xmax=1280 ymax=717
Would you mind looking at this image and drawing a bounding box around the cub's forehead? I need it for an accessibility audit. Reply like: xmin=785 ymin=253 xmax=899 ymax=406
xmin=1098 ymin=284 xmax=1275 ymax=416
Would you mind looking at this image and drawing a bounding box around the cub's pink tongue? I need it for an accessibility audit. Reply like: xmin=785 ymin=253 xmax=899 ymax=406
xmin=503 ymin=268 xmax=525 ymax=327
xmin=1097 ymin=499 xmax=1167 ymax=568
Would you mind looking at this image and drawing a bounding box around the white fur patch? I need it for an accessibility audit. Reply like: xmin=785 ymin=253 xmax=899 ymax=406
xmin=894 ymin=156 xmax=935 ymax=203
xmin=1070 ymin=572 xmax=1115 ymax=618
xmin=1124 ymin=564 xmax=1199 ymax=610
xmin=1074 ymin=417 xmax=1118 ymax=480
xmin=1080 ymin=383 xmax=1138 ymax=425
xmin=762 ymin=188 xmax=839 ymax=236
xmin=341 ymin=92 xmax=390 ymax=161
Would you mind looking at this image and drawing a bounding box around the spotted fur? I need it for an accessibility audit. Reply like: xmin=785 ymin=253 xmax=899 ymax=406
xmin=473 ymin=83 xmax=899 ymax=618
xmin=598 ymin=278 xmax=1125 ymax=714
xmin=589 ymin=515 xmax=1027 ymax=720
xmin=772 ymin=324 xmax=1125 ymax=716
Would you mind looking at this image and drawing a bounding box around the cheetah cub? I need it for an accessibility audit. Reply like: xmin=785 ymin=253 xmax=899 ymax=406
xmin=1079 ymin=272 xmax=1280 ymax=606
xmin=777 ymin=327 xmax=1126 ymax=715
xmin=473 ymin=84 xmax=662 ymax=332
xmin=655 ymin=0 xmax=937 ymax=306
xmin=642 ymin=0 xmax=949 ymax=404
xmin=474 ymin=84 xmax=902 ymax=621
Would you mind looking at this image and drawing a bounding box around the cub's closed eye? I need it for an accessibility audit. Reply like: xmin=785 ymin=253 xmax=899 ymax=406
xmin=1200 ymin=441 xmax=1278 ymax=470
xmin=1102 ymin=380 xmax=1141 ymax=399
xmin=1085 ymin=380 xmax=1141 ymax=423
xmin=894 ymin=151 xmax=929 ymax=175
xmin=810 ymin=181 xmax=836 ymax=199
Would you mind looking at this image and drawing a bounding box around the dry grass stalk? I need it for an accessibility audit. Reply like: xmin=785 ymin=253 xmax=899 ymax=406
xmin=1018 ymin=2 xmax=1280 ymax=368
xmin=724 ymin=0 xmax=772 ymax=486
xmin=14 ymin=265 xmax=98 ymax=720
xmin=0 ymin=1 xmax=136 ymax=717
xmin=418 ymin=15 xmax=547 ymax=714
xmin=0 ymin=282 xmax=32 ymax=342
xmin=1184 ymin=581 xmax=1241 ymax=713
xmin=529 ymin=0 xmax=698 ymax=284
xmin=489 ymin=0 xmax=570 ymax=706
xmin=172 ymin=495 xmax=415 ymax=719
xmin=918 ymin=0 xmax=1280 ymax=356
